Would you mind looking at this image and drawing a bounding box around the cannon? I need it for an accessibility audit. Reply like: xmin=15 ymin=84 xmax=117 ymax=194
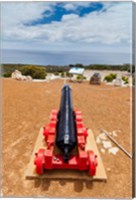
xmin=34 ymin=85 xmax=97 ymax=176
xmin=56 ymin=85 xmax=77 ymax=162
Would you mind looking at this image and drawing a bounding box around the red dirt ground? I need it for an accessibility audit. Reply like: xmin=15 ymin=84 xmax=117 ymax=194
xmin=2 ymin=78 xmax=132 ymax=198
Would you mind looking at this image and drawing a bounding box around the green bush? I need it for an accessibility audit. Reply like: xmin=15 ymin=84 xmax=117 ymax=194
xmin=104 ymin=73 xmax=117 ymax=82
xmin=3 ymin=71 xmax=11 ymax=77
xmin=122 ymin=76 xmax=129 ymax=84
xmin=111 ymin=74 xmax=117 ymax=79
xmin=76 ymin=75 xmax=81 ymax=80
xmin=20 ymin=65 xmax=46 ymax=79
xmin=54 ymin=71 xmax=59 ymax=76
xmin=76 ymin=74 xmax=85 ymax=80
xmin=61 ymin=72 xmax=65 ymax=77
xmin=66 ymin=72 xmax=73 ymax=77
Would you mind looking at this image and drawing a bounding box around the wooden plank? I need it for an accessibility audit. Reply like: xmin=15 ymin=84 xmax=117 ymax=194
xmin=25 ymin=128 xmax=107 ymax=181
xmin=86 ymin=129 xmax=107 ymax=180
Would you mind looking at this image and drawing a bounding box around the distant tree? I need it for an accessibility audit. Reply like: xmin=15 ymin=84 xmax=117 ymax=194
xmin=69 ymin=64 xmax=74 ymax=68
xmin=75 ymin=63 xmax=84 ymax=68
xmin=127 ymin=64 xmax=135 ymax=73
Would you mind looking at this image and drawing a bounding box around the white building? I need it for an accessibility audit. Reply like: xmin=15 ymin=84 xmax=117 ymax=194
xmin=69 ymin=67 xmax=85 ymax=82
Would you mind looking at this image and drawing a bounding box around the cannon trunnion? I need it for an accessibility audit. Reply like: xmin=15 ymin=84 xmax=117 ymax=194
xmin=34 ymin=85 xmax=97 ymax=176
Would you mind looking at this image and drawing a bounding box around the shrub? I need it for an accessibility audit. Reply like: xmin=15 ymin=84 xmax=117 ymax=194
xmin=111 ymin=73 xmax=117 ymax=79
xmin=122 ymin=76 xmax=129 ymax=84
xmin=76 ymin=74 xmax=85 ymax=80
xmin=76 ymin=75 xmax=81 ymax=80
xmin=20 ymin=65 xmax=46 ymax=79
xmin=104 ymin=73 xmax=117 ymax=82
xmin=66 ymin=72 xmax=73 ymax=77
xmin=66 ymin=71 xmax=70 ymax=77
xmin=61 ymin=72 xmax=65 ymax=77
xmin=3 ymin=71 xmax=11 ymax=77
xmin=54 ymin=71 xmax=59 ymax=76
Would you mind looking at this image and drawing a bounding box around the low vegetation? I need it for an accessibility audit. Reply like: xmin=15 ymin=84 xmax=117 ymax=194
xmin=65 ymin=72 xmax=73 ymax=77
xmin=76 ymin=74 xmax=86 ymax=80
xmin=122 ymin=76 xmax=129 ymax=84
xmin=2 ymin=63 xmax=134 ymax=80
xmin=54 ymin=71 xmax=59 ymax=76
xmin=20 ymin=65 xmax=46 ymax=79
xmin=104 ymin=73 xmax=117 ymax=82
xmin=3 ymin=64 xmax=46 ymax=79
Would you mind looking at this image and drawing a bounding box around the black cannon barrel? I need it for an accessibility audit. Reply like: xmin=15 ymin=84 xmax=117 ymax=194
xmin=56 ymin=85 xmax=77 ymax=162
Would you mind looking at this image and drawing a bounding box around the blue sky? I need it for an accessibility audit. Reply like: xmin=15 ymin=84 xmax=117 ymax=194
xmin=25 ymin=2 xmax=104 ymax=25
xmin=1 ymin=2 xmax=132 ymax=54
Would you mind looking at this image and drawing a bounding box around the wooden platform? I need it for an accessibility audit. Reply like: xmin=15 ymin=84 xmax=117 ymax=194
xmin=25 ymin=128 xmax=107 ymax=181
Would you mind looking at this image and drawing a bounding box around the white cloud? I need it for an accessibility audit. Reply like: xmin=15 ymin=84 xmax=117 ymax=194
xmin=1 ymin=2 xmax=55 ymax=29
xmin=1 ymin=2 xmax=132 ymax=53
xmin=62 ymin=14 xmax=79 ymax=21
xmin=62 ymin=2 xmax=114 ymax=12
xmin=63 ymin=2 xmax=91 ymax=11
